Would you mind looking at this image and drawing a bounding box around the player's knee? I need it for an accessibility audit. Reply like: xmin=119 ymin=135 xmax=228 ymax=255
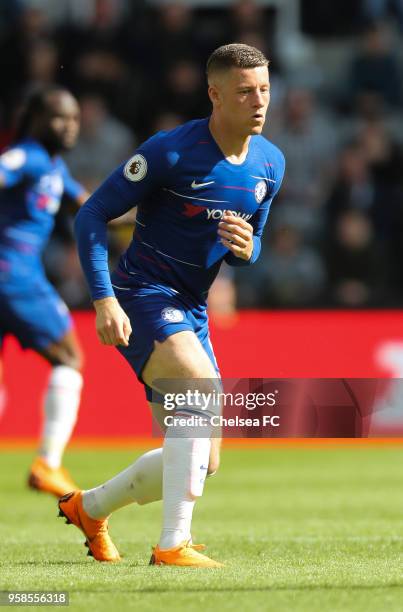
xmin=64 ymin=340 xmax=84 ymax=371
xmin=52 ymin=353 xmax=83 ymax=371
xmin=65 ymin=350 xmax=84 ymax=372
xmin=42 ymin=342 xmax=84 ymax=371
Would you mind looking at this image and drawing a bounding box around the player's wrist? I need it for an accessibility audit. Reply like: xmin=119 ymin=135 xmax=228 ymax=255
xmin=93 ymin=296 xmax=117 ymax=310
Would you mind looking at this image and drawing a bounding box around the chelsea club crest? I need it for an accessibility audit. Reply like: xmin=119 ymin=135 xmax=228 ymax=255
xmin=161 ymin=307 xmax=184 ymax=323
xmin=255 ymin=180 xmax=267 ymax=203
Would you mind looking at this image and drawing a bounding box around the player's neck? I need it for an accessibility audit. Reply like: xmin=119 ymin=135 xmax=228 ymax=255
xmin=28 ymin=130 xmax=59 ymax=158
xmin=208 ymin=116 xmax=250 ymax=165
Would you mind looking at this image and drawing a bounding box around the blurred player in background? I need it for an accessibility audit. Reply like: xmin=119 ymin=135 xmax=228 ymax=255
xmin=61 ymin=43 xmax=285 ymax=567
xmin=0 ymin=87 xmax=89 ymax=497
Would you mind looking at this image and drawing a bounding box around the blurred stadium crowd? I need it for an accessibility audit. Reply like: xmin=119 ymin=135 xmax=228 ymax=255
xmin=1 ymin=0 xmax=403 ymax=310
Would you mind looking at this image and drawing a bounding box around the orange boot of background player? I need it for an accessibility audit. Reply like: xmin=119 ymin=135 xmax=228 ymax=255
xmin=28 ymin=457 xmax=78 ymax=498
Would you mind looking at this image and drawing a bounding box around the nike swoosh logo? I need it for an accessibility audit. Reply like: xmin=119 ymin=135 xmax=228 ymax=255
xmin=191 ymin=180 xmax=215 ymax=189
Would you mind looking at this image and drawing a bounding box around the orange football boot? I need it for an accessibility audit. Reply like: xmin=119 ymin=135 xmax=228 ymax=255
xmin=28 ymin=457 xmax=78 ymax=498
xmin=149 ymin=540 xmax=224 ymax=568
xmin=58 ymin=491 xmax=121 ymax=562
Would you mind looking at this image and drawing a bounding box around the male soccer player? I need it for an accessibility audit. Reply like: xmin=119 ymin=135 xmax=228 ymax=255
xmin=61 ymin=43 xmax=285 ymax=567
xmin=0 ymin=87 xmax=89 ymax=497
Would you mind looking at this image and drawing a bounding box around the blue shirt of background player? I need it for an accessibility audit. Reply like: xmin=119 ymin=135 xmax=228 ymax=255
xmin=75 ymin=117 xmax=285 ymax=305
xmin=0 ymin=139 xmax=85 ymax=294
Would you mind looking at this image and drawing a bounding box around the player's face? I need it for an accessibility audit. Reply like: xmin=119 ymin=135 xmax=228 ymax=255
xmin=214 ymin=66 xmax=270 ymax=135
xmin=42 ymin=92 xmax=81 ymax=152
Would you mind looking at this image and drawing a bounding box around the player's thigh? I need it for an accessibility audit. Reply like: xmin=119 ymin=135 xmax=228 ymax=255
xmin=114 ymin=286 xmax=220 ymax=403
xmin=142 ymin=330 xmax=219 ymax=389
xmin=0 ymin=283 xmax=82 ymax=371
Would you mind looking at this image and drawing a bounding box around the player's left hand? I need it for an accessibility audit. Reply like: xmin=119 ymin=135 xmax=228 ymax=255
xmin=218 ymin=212 xmax=254 ymax=261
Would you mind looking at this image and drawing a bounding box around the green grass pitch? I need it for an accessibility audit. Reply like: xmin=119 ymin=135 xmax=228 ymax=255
xmin=0 ymin=445 xmax=402 ymax=611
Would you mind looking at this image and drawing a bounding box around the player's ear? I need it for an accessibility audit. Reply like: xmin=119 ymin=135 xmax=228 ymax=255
xmin=208 ymin=83 xmax=221 ymax=107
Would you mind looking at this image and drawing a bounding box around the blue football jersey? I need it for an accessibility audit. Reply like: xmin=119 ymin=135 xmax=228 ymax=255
xmin=0 ymin=139 xmax=85 ymax=293
xmin=75 ymin=117 xmax=285 ymax=304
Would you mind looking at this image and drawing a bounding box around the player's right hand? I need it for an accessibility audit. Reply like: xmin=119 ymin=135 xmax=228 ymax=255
xmin=93 ymin=297 xmax=132 ymax=347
